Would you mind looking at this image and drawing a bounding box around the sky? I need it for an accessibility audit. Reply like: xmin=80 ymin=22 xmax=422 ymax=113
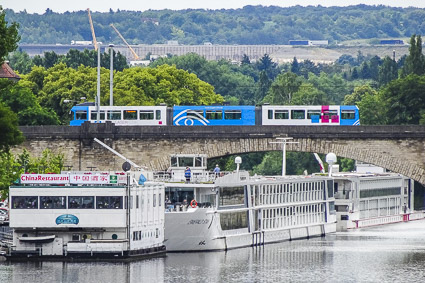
xmin=1 ymin=0 xmax=425 ymax=14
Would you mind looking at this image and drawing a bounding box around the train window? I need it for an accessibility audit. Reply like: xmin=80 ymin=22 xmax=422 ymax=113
xmin=156 ymin=110 xmax=161 ymax=120
xmin=107 ymin=111 xmax=122 ymax=120
xmin=206 ymin=110 xmax=223 ymax=120
xmin=187 ymin=110 xmax=204 ymax=118
xmin=291 ymin=110 xmax=305 ymax=119
xmin=90 ymin=111 xmax=105 ymax=120
xmin=268 ymin=110 xmax=273 ymax=119
xmin=341 ymin=110 xmax=355 ymax=119
xmin=140 ymin=110 xmax=154 ymax=120
xmin=275 ymin=110 xmax=289 ymax=119
xmin=75 ymin=111 xmax=87 ymax=120
xmin=124 ymin=110 xmax=137 ymax=120
xmin=224 ymin=110 xmax=242 ymax=120
xmin=324 ymin=110 xmax=338 ymax=116
xmin=307 ymin=110 xmax=321 ymax=119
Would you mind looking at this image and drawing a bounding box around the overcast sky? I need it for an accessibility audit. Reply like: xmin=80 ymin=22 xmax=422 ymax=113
xmin=2 ymin=1 xmax=425 ymax=14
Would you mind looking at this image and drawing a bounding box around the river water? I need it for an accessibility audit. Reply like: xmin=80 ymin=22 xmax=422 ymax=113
xmin=1 ymin=220 xmax=425 ymax=283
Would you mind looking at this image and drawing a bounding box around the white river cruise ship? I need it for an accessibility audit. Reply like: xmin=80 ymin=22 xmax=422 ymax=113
xmin=158 ymin=154 xmax=337 ymax=251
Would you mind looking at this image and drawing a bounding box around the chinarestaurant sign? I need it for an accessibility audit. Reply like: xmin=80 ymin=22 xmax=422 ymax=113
xmin=20 ymin=173 xmax=126 ymax=185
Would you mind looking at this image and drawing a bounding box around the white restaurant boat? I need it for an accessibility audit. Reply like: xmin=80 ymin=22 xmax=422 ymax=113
xmin=7 ymin=171 xmax=165 ymax=260
xmin=157 ymin=154 xmax=337 ymax=252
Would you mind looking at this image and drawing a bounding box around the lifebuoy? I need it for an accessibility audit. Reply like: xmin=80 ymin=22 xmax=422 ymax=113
xmin=190 ymin=199 xmax=198 ymax=208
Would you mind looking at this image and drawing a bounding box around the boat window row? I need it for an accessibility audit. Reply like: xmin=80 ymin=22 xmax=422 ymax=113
xmin=170 ymin=156 xmax=205 ymax=168
xmin=359 ymin=197 xmax=401 ymax=219
xmin=132 ymin=228 xmax=159 ymax=241
xmin=261 ymin=203 xmax=326 ymax=230
xmin=75 ymin=110 xmax=162 ymax=121
xmin=188 ymin=110 xmax=242 ymax=120
xmin=256 ymin=181 xmax=325 ymax=205
xmin=12 ymin=196 xmax=123 ymax=209
xmin=359 ymin=187 xmax=401 ymax=198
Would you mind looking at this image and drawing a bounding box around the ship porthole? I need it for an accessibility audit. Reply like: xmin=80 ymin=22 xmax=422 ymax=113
xmin=112 ymin=234 xmax=118 ymax=240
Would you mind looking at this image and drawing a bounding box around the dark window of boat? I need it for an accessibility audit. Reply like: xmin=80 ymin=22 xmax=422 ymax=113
xmin=327 ymin=180 xmax=334 ymax=198
xmin=12 ymin=196 xmax=38 ymax=209
xmin=153 ymin=194 xmax=156 ymax=207
xmin=96 ymin=196 xmax=123 ymax=209
xmin=220 ymin=211 xmax=248 ymax=230
xmin=329 ymin=201 xmax=335 ymax=214
xmin=219 ymin=186 xmax=245 ymax=206
xmin=68 ymin=196 xmax=94 ymax=209
xmin=40 ymin=196 xmax=66 ymax=209
xmin=179 ymin=157 xmax=194 ymax=167
xmin=136 ymin=195 xmax=139 ymax=208
xmin=360 ymin=187 xmax=401 ymax=198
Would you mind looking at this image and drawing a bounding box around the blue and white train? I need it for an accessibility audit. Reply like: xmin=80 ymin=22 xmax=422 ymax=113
xmin=69 ymin=103 xmax=360 ymax=126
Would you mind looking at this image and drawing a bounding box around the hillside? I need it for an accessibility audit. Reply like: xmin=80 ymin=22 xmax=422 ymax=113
xmin=4 ymin=5 xmax=425 ymax=45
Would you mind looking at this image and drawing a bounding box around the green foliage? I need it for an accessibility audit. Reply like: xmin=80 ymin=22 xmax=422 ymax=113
xmin=401 ymin=35 xmax=425 ymax=77
xmin=0 ymin=102 xmax=23 ymax=151
xmin=0 ymin=7 xmax=20 ymax=63
xmin=264 ymin=72 xmax=302 ymax=104
xmin=5 ymin=6 xmax=425 ymax=45
xmin=0 ymin=149 xmax=64 ymax=198
xmin=0 ymin=78 xmax=59 ymax=125
xmin=6 ymin=50 xmax=33 ymax=74
xmin=380 ymin=74 xmax=425 ymax=125
xmin=151 ymin=53 xmax=256 ymax=104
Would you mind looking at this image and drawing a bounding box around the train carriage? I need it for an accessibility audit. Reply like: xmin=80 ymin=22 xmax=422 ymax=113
xmin=70 ymin=103 xmax=168 ymax=126
xmin=262 ymin=105 xmax=359 ymax=126
xmin=173 ymin=105 xmax=256 ymax=126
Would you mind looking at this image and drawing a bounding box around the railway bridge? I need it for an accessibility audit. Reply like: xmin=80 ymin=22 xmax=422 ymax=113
xmin=14 ymin=123 xmax=425 ymax=185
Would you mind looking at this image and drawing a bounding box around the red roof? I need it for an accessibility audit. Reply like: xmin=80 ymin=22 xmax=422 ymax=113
xmin=0 ymin=62 xmax=21 ymax=80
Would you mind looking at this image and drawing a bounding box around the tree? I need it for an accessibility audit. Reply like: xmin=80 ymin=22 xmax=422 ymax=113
xmin=290 ymin=57 xmax=300 ymax=75
xmin=401 ymin=35 xmax=425 ymax=77
xmin=378 ymin=56 xmax=398 ymax=87
xmin=263 ymin=72 xmax=302 ymax=104
xmin=381 ymin=74 xmax=425 ymax=125
xmin=0 ymin=7 xmax=20 ymax=64
xmin=0 ymin=102 xmax=23 ymax=151
xmin=7 ymin=50 xmax=34 ymax=74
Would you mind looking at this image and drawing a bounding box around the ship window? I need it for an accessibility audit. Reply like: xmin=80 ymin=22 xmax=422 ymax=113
xmin=123 ymin=110 xmax=137 ymax=120
xmin=195 ymin=157 xmax=202 ymax=167
xmin=72 ymin=234 xmax=80 ymax=241
xmin=275 ymin=110 xmax=289 ymax=119
xmin=90 ymin=111 xmax=105 ymax=120
xmin=224 ymin=110 xmax=242 ymax=120
xmin=291 ymin=110 xmax=305 ymax=119
xmin=140 ymin=110 xmax=154 ymax=120
xmin=136 ymin=195 xmax=139 ymax=208
xmin=219 ymin=186 xmax=245 ymax=206
xmin=360 ymin=187 xmax=401 ymax=198
xmin=156 ymin=110 xmax=161 ymax=120
xmin=220 ymin=211 xmax=248 ymax=230
xmin=179 ymin=157 xmax=194 ymax=167
xmin=75 ymin=111 xmax=87 ymax=120
xmin=96 ymin=196 xmax=123 ymax=209
xmin=171 ymin=156 xmax=178 ymax=167
xmin=327 ymin=180 xmax=334 ymax=198
xmin=341 ymin=110 xmax=355 ymax=119
xmin=206 ymin=110 xmax=223 ymax=120
xmin=329 ymin=201 xmax=335 ymax=214
xmin=153 ymin=194 xmax=156 ymax=207
xmin=40 ymin=196 xmax=66 ymax=209
xmin=107 ymin=110 xmax=121 ymax=120
xmin=69 ymin=196 xmax=94 ymax=209
xmin=12 ymin=196 xmax=38 ymax=209
xmin=159 ymin=193 xmax=162 ymax=207
xmin=112 ymin=234 xmax=118 ymax=240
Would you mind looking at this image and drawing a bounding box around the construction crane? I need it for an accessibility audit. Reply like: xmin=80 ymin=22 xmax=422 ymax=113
xmin=110 ymin=23 xmax=140 ymax=60
xmin=87 ymin=8 xmax=98 ymax=50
